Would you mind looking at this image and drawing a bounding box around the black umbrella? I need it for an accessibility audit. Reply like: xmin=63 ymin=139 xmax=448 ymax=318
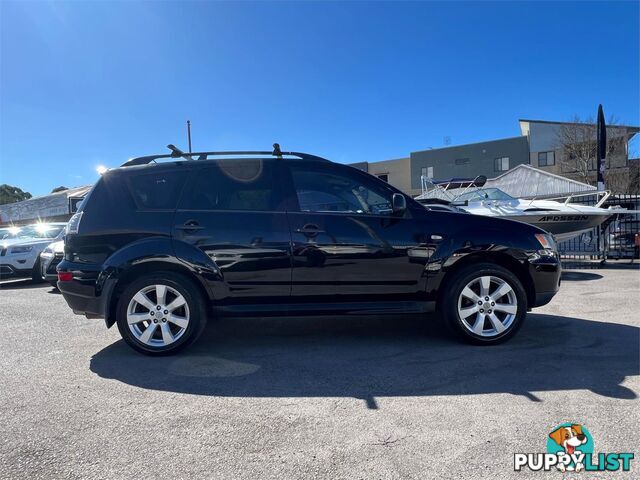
xmin=596 ymin=104 xmax=606 ymax=191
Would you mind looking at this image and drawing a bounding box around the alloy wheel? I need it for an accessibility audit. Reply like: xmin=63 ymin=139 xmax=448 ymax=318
xmin=126 ymin=284 xmax=190 ymax=347
xmin=457 ymin=275 xmax=518 ymax=337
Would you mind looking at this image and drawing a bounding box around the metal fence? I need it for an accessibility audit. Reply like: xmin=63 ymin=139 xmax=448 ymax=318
xmin=557 ymin=194 xmax=640 ymax=267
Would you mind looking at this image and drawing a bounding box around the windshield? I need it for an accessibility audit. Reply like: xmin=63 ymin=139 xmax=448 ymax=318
xmin=0 ymin=224 xmax=65 ymax=240
xmin=454 ymin=188 xmax=515 ymax=202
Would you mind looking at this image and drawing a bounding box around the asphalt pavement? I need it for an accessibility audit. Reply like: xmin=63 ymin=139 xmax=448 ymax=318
xmin=0 ymin=268 xmax=638 ymax=479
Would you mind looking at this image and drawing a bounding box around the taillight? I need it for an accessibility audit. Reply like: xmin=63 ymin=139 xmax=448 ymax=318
xmin=65 ymin=212 xmax=83 ymax=234
xmin=58 ymin=271 xmax=73 ymax=282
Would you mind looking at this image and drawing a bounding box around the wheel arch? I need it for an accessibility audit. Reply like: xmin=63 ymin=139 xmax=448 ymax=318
xmin=436 ymin=252 xmax=535 ymax=309
xmin=105 ymin=261 xmax=211 ymax=328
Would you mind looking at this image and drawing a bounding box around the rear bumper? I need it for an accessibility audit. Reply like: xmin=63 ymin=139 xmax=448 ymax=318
xmin=528 ymin=253 xmax=562 ymax=308
xmin=57 ymin=261 xmax=115 ymax=320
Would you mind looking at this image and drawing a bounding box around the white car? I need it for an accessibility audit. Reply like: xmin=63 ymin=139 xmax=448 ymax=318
xmin=0 ymin=223 xmax=66 ymax=282
xmin=40 ymin=239 xmax=65 ymax=286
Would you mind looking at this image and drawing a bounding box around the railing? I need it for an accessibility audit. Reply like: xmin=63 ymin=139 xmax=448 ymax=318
xmin=556 ymin=194 xmax=640 ymax=266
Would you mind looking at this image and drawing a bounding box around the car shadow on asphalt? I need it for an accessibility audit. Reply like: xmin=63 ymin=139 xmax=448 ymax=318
xmin=0 ymin=279 xmax=60 ymax=294
xmin=90 ymin=313 xmax=638 ymax=409
xmin=561 ymin=271 xmax=603 ymax=282
xmin=0 ymin=279 xmax=47 ymax=290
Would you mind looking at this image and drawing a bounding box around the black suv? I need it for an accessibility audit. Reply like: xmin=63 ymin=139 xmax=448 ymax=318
xmin=58 ymin=146 xmax=561 ymax=355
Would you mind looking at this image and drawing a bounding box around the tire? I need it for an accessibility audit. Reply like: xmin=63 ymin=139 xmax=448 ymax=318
xmin=31 ymin=258 xmax=44 ymax=283
xmin=115 ymin=272 xmax=208 ymax=356
xmin=440 ymin=262 xmax=527 ymax=345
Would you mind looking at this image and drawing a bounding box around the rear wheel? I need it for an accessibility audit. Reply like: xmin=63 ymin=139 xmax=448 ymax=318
xmin=441 ymin=263 xmax=527 ymax=345
xmin=116 ymin=272 xmax=208 ymax=355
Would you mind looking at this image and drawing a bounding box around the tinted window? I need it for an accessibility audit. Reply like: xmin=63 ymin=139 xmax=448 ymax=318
xmin=128 ymin=170 xmax=187 ymax=209
xmin=290 ymin=165 xmax=394 ymax=215
xmin=180 ymin=160 xmax=277 ymax=211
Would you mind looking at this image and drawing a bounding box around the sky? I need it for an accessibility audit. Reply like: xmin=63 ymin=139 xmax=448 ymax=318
xmin=1 ymin=1 xmax=639 ymax=196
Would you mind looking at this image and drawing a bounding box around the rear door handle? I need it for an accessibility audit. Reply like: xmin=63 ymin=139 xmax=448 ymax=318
xmin=175 ymin=220 xmax=204 ymax=232
xmin=295 ymin=224 xmax=325 ymax=235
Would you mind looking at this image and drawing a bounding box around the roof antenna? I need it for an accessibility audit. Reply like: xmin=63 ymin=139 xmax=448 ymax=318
xmin=187 ymin=120 xmax=192 ymax=153
xmin=272 ymin=143 xmax=283 ymax=159
xmin=167 ymin=144 xmax=193 ymax=161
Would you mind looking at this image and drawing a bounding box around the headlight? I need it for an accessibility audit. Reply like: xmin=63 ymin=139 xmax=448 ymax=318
xmin=41 ymin=247 xmax=53 ymax=255
xmin=10 ymin=245 xmax=33 ymax=254
xmin=535 ymin=233 xmax=556 ymax=254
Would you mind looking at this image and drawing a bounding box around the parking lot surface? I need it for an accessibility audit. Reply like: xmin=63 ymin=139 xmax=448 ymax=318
xmin=0 ymin=269 xmax=638 ymax=479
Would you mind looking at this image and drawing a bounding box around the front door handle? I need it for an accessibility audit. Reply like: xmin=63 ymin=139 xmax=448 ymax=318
xmin=295 ymin=224 xmax=325 ymax=236
xmin=175 ymin=220 xmax=204 ymax=232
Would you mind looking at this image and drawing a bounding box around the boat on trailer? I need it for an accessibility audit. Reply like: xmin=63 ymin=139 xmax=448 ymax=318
xmin=416 ymin=176 xmax=630 ymax=242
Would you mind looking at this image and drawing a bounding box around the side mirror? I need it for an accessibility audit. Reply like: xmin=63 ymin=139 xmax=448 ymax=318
xmin=392 ymin=193 xmax=407 ymax=214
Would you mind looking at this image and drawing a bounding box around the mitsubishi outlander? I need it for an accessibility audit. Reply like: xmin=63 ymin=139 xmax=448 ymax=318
xmin=57 ymin=145 xmax=561 ymax=355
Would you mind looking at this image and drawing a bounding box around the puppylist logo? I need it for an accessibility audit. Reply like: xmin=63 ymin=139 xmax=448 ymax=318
xmin=514 ymin=423 xmax=634 ymax=473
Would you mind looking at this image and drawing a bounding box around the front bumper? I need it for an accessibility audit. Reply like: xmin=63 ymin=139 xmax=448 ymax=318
xmin=0 ymin=249 xmax=39 ymax=278
xmin=0 ymin=249 xmax=38 ymax=275
xmin=40 ymin=252 xmax=63 ymax=282
xmin=0 ymin=264 xmax=32 ymax=278
xmin=528 ymin=253 xmax=562 ymax=308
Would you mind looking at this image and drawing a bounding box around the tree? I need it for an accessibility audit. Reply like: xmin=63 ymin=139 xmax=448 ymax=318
xmin=0 ymin=184 xmax=32 ymax=205
xmin=555 ymin=115 xmax=626 ymax=187
xmin=51 ymin=186 xmax=69 ymax=193
xmin=628 ymin=161 xmax=640 ymax=195
xmin=604 ymin=169 xmax=635 ymax=194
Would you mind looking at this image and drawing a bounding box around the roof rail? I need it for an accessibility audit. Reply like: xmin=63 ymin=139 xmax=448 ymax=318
xmin=120 ymin=143 xmax=329 ymax=167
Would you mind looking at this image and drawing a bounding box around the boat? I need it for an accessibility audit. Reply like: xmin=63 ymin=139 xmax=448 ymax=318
xmin=416 ymin=176 xmax=629 ymax=242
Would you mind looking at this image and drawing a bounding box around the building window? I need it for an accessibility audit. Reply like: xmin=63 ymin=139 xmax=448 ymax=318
xmin=421 ymin=166 xmax=434 ymax=179
xmin=376 ymin=174 xmax=389 ymax=182
xmin=494 ymin=157 xmax=509 ymax=172
xmin=538 ymin=151 xmax=555 ymax=167
xmin=455 ymin=158 xmax=470 ymax=165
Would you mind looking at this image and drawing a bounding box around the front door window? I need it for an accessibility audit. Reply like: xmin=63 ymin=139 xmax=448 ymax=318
xmin=290 ymin=166 xmax=394 ymax=216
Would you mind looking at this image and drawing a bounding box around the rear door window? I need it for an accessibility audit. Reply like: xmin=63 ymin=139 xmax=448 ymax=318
xmin=127 ymin=170 xmax=188 ymax=210
xmin=179 ymin=159 xmax=280 ymax=211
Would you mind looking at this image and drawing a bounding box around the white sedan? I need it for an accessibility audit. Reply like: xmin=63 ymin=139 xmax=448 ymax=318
xmin=0 ymin=223 xmax=66 ymax=282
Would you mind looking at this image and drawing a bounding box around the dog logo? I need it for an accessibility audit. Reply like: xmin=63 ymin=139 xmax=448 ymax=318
xmin=547 ymin=424 xmax=591 ymax=472
xmin=515 ymin=423 xmax=634 ymax=473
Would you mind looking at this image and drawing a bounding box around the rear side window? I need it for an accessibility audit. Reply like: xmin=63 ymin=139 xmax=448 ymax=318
xmin=127 ymin=170 xmax=187 ymax=210
xmin=179 ymin=160 xmax=278 ymax=211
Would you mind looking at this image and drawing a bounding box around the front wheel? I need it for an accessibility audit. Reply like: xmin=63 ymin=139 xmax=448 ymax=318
xmin=441 ymin=263 xmax=528 ymax=345
xmin=115 ymin=272 xmax=208 ymax=355
xmin=31 ymin=258 xmax=44 ymax=283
